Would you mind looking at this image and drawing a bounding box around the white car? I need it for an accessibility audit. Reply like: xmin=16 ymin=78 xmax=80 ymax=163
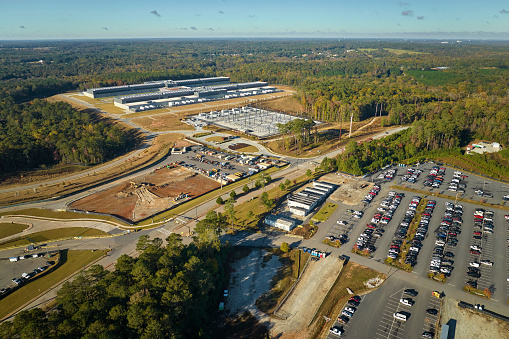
xmin=344 ymin=306 xmax=356 ymax=313
xmin=337 ymin=220 xmax=347 ymax=225
xmin=329 ymin=326 xmax=344 ymax=336
xmin=400 ymin=298 xmax=414 ymax=306
xmin=481 ymin=260 xmax=493 ymax=266
xmin=469 ymin=262 xmax=480 ymax=268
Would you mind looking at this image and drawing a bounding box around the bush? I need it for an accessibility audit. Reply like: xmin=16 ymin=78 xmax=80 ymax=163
xmin=280 ymin=242 xmax=290 ymax=253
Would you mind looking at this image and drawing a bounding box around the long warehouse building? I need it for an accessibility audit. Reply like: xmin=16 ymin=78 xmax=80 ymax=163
xmin=84 ymin=77 xmax=231 ymax=98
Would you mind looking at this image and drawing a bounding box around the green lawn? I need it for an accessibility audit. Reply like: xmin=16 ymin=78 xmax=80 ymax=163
xmin=0 ymin=227 xmax=110 ymax=250
xmin=234 ymin=145 xmax=259 ymax=153
xmin=0 ymin=250 xmax=106 ymax=320
xmin=312 ymin=203 xmax=338 ymax=222
xmin=0 ymin=223 xmax=28 ymax=240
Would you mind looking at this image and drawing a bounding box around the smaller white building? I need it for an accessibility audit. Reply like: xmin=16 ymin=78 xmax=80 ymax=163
xmin=265 ymin=214 xmax=296 ymax=232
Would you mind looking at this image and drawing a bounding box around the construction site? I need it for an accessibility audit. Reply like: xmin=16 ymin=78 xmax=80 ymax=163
xmin=193 ymin=106 xmax=308 ymax=138
xmin=69 ymin=166 xmax=220 ymax=222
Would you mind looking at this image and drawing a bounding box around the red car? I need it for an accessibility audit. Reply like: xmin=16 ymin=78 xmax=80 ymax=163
xmin=350 ymin=295 xmax=361 ymax=302
xmin=469 ymin=250 xmax=481 ymax=255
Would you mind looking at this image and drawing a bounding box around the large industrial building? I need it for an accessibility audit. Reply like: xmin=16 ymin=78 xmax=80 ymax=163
xmin=82 ymin=76 xmax=280 ymax=112
xmin=83 ymin=77 xmax=231 ymax=98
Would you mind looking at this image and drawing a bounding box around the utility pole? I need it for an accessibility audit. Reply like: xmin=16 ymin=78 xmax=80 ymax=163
xmin=348 ymin=112 xmax=353 ymax=138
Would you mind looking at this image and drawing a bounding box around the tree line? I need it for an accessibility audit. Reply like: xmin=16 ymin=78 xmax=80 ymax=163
xmin=0 ymin=234 xmax=229 ymax=339
xmin=0 ymin=99 xmax=136 ymax=174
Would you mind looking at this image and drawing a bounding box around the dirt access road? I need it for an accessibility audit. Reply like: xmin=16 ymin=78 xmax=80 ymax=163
xmin=272 ymin=256 xmax=344 ymax=337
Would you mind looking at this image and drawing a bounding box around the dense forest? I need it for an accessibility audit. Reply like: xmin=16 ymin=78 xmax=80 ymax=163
xmin=0 ymin=99 xmax=135 ymax=173
xmin=0 ymin=233 xmax=229 ymax=339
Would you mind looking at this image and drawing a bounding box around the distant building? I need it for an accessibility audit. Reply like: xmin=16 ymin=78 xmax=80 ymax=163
xmin=466 ymin=141 xmax=502 ymax=155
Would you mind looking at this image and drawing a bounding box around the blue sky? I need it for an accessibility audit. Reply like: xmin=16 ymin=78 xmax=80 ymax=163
xmin=1 ymin=0 xmax=509 ymax=40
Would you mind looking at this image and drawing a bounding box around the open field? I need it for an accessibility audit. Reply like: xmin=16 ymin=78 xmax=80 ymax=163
xmin=0 ymin=227 xmax=110 ymax=250
xmin=70 ymin=166 xmax=220 ymax=222
xmin=133 ymin=114 xmax=195 ymax=131
xmin=95 ymin=102 xmax=128 ymax=115
xmin=258 ymin=95 xmax=303 ymax=114
xmin=384 ymin=48 xmax=427 ymax=55
xmin=312 ymin=203 xmax=338 ymax=222
xmin=0 ymin=133 xmax=184 ymax=207
xmin=206 ymin=136 xmax=227 ymax=143
xmin=228 ymin=143 xmax=259 ymax=153
xmin=0 ymin=223 xmax=29 ymax=240
xmin=0 ymin=250 xmax=106 ymax=320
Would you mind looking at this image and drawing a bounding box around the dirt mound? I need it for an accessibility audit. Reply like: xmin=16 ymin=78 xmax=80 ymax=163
xmin=228 ymin=143 xmax=251 ymax=150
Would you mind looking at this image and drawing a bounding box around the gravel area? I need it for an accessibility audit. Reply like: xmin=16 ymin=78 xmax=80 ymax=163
xmin=274 ymin=256 xmax=344 ymax=337
xmin=226 ymin=248 xmax=282 ymax=325
xmin=440 ymin=297 xmax=508 ymax=339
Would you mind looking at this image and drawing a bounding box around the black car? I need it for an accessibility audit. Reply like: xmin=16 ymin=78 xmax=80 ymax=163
xmin=467 ymin=271 xmax=481 ymax=278
xmin=466 ymin=280 xmax=478 ymax=288
xmin=404 ymin=289 xmax=418 ymax=297
xmin=444 ymin=251 xmax=454 ymax=258
xmin=348 ymin=299 xmax=360 ymax=307
xmin=426 ymin=308 xmax=438 ymax=315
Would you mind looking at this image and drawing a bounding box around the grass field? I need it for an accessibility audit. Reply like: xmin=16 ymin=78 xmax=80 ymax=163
xmin=406 ymin=70 xmax=460 ymax=86
xmin=384 ymin=48 xmax=426 ymax=55
xmin=0 ymin=208 xmax=126 ymax=225
xmin=0 ymin=227 xmax=110 ymax=250
xmin=0 ymin=249 xmax=106 ymax=320
xmin=95 ymin=102 xmax=128 ymax=115
xmin=0 ymin=223 xmax=29 ymax=240
xmin=234 ymin=145 xmax=259 ymax=153
xmin=67 ymin=94 xmax=101 ymax=105
xmin=205 ymin=136 xmax=226 ymax=143
xmin=312 ymin=203 xmax=338 ymax=222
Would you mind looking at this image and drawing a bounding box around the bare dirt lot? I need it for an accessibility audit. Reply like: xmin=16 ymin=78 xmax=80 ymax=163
xmin=440 ymin=297 xmax=508 ymax=339
xmin=69 ymin=166 xmax=220 ymax=222
xmin=272 ymin=256 xmax=344 ymax=336
xmin=325 ymin=174 xmax=373 ymax=205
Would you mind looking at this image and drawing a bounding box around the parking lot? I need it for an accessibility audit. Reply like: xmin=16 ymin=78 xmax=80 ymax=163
xmin=326 ymin=279 xmax=442 ymax=339
xmin=368 ymin=162 xmax=509 ymax=204
xmin=323 ymin=163 xmax=509 ymax=322
xmin=0 ymin=252 xmax=52 ymax=294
